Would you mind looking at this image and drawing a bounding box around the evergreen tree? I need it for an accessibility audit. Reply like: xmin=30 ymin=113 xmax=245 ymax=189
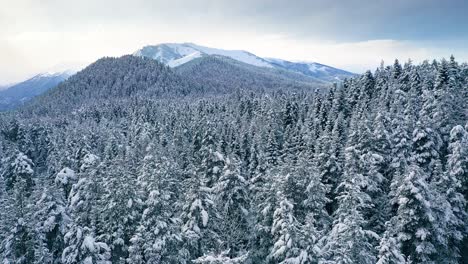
xmin=321 ymin=146 xmax=377 ymax=264
xmin=62 ymin=154 xmax=110 ymax=264
xmin=1 ymin=152 xmax=36 ymax=263
xmin=269 ymin=175 xmax=308 ymax=264
xmin=128 ymin=154 xmax=185 ymax=263
xmin=215 ymin=156 xmax=251 ymax=257
xmin=379 ymin=163 xmax=438 ymax=263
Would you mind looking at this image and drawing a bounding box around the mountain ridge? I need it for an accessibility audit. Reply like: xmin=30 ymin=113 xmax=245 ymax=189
xmin=133 ymin=43 xmax=356 ymax=82
xmin=0 ymin=71 xmax=72 ymax=111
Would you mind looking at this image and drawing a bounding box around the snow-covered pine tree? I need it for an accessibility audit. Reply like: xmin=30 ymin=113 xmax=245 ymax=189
xmin=128 ymin=153 xmax=185 ymax=263
xmin=321 ymin=146 xmax=377 ymax=264
xmin=431 ymin=125 xmax=467 ymax=263
xmin=379 ymin=162 xmax=438 ymax=264
xmin=302 ymin=150 xmax=330 ymax=263
xmin=268 ymin=174 xmax=308 ymax=264
xmin=1 ymin=152 xmax=36 ymax=263
xmin=181 ymin=136 xmax=222 ymax=261
xmin=62 ymin=154 xmax=110 ymax=264
xmin=98 ymin=154 xmax=139 ymax=263
xmin=214 ymin=156 xmax=251 ymax=258
xmin=32 ymin=186 xmax=69 ymax=264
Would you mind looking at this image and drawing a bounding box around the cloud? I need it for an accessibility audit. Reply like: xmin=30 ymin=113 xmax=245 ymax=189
xmin=0 ymin=0 xmax=467 ymax=83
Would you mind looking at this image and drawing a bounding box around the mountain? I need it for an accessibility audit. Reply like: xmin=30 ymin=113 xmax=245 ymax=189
xmin=133 ymin=43 xmax=273 ymax=68
xmin=0 ymin=84 xmax=13 ymax=91
xmin=133 ymin=43 xmax=355 ymax=82
xmin=0 ymin=71 xmax=72 ymax=111
xmin=23 ymin=55 xmax=325 ymax=116
xmin=175 ymin=55 xmax=328 ymax=93
xmin=265 ymin=58 xmax=355 ymax=82
xmin=2 ymin=43 xmax=352 ymax=112
xmin=21 ymin=56 xmax=201 ymax=115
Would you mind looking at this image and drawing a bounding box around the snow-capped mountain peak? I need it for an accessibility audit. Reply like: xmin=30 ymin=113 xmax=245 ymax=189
xmin=133 ymin=43 xmax=355 ymax=82
xmin=34 ymin=70 xmax=75 ymax=79
xmin=133 ymin=43 xmax=273 ymax=69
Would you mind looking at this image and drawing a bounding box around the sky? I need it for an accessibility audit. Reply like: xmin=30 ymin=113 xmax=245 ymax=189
xmin=1 ymin=0 xmax=468 ymax=84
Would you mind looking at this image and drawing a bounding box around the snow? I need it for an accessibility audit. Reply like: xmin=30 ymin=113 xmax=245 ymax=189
xmin=190 ymin=199 xmax=202 ymax=211
xmin=185 ymin=43 xmax=273 ymax=68
xmin=82 ymin=235 xmax=96 ymax=252
xmin=55 ymin=167 xmax=76 ymax=185
xmin=201 ymin=209 xmax=209 ymax=227
xmin=167 ymin=51 xmax=202 ymax=67
xmin=80 ymin=154 xmax=99 ymax=170
xmin=13 ymin=153 xmax=34 ymax=175
xmin=213 ymin=151 xmax=224 ymax=161
xmin=83 ymin=153 xmax=98 ymax=164
xmin=264 ymin=57 xmax=288 ymax=65
xmin=308 ymin=63 xmax=328 ymax=73
xmin=193 ymin=250 xmax=248 ymax=264
xmin=398 ymin=197 xmax=408 ymax=205
xmin=415 ymin=228 xmax=429 ymax=240
xmin=37 ymin=71 xmax=70 ymax=78
xmin=83 ymin=257 xmax=93 ymax=264
xmin=44 ymin=216 xmax=57 ymax=232
xmin=134 ymin=43 xmax=274 ymax=68
xmin=114 ymin=237 xmax=124 ymax=245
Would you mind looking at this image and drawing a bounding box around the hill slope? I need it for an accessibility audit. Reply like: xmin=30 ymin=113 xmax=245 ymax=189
xmin=174 ymin=55 xmax=328 ymax=93
xmin=21 ymin=55 xmax=327 ymax=116
xmin=22 ymin=56 xmax=200 ymax=115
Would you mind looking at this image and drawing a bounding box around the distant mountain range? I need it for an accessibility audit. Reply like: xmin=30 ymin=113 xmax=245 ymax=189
xmin=24 ymin=55 xmax=332 ymax=115
xmin=1 ymin=43 xmax=356 ymax=111
xmin=133 ymin=43 xmax=355 ymax=82
xmin=0 ymin=71 xmax=72 ymax=111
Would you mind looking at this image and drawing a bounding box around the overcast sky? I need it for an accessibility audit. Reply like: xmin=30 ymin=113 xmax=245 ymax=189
xmin=1 ymin=0 xmax=468 ymax=84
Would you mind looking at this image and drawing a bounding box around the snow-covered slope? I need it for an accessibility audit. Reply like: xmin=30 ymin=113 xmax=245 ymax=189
xmin=265 ymin=58 xmax=355 ymax=82
xmin=133 ymin=43 xmax=355 ymax=82
xmin=168 ymin=51 xmax=202 ymax=67
xmin=134 ymin=43 xmax=274 ymax=69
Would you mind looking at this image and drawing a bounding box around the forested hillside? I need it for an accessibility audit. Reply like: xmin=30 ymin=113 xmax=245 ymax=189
xmin=0 ymin=56 xmax=467 ymax=263
xmin=175 ymin=55 xmax=328 ymax=93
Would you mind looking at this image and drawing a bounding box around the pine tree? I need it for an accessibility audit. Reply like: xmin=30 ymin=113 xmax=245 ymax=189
xmin=376 ymin=221 xmax=406 ymax=264
xmin=321 ymin=146 xmax=377 ymax=264
xmin=1 ymin=152 xmax=36 ymax=263
xmin=269 ymin=176 xmax=308 ymax=264
xmin=379 ymin=163 xmax=438 ymax=263
xmin=248 ymin=153 xmax=277 ymax=263
xmin=62 ymin=154 xmax=110 ymax=264
xmin=181 ymin=142 xmax=221 ymax=260
xmin=431 ymin=125 xmax=467 ymax=263
xmin=98 ymin=158 xmax=139 ymax=263
xmin=32 ymin=186 xmax=69 ymax=264
xmin=303 ymin=149 xmax=331 ymax=235
xmin=215 ymin=156 xmax=251 ymax=257
xmin=128 ymin=153 xmax=185 ymax=263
